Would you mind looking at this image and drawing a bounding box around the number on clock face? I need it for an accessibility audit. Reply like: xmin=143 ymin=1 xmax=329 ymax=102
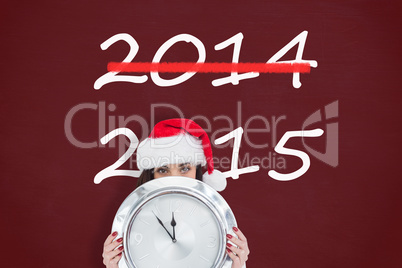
xmin=126 ymin=193 xmax=223 ymax=268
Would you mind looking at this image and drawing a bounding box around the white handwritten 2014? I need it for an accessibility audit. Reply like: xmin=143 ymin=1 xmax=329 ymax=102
xmin=94 ymin=31 xmax=317 ymax=89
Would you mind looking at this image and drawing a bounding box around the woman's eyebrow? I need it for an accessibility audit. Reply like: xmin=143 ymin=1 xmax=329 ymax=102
xmin=178 ymin=162 xmax=190 ymax=167
xmin=158 ymin=165 xmax=169 ymax=169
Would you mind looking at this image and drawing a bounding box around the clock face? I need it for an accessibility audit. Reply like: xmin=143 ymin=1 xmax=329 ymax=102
xmin=112 ymin=176 xmax=236 ymax=268
xmin=125 ymin=193 xmax=223 ymax=268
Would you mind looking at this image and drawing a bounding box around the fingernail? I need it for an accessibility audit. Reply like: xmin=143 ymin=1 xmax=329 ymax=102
xmin=118 ymin=253 xmax=122 ymax=256
xmin=226 ymin=243 xmax=232 ymax=248
xmin=112 ymin=231 xmax=118 ymax=236
xmin=119 ymin=246 xmax=124 ymax=251
xmin=226 ymin=234 xmax=232 ymax=239
xmin=233 ymin=227 xmax=239 ymax=232
xmin=227 ymin=248 xmax=232 ymax=253
xmin=117 ymin=237 xmax=123 ymax=243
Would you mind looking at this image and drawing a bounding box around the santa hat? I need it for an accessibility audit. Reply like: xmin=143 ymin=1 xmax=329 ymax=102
xmin=136 ymin=118 xmax=227 ymax=191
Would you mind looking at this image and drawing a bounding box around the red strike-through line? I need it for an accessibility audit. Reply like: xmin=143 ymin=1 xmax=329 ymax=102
xmin=107 ymin=62 xmax=311 ymax=73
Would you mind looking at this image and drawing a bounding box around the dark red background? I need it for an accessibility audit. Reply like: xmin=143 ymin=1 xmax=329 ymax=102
xmin=1 ymin=1 xmax=401 ymax=267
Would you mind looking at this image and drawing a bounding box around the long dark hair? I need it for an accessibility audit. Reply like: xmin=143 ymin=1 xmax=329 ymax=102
xmin=136 ymin=165 xmax=203 ymax=187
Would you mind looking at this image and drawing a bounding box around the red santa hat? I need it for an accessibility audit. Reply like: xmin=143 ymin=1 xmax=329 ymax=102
xmin=136 ymin=118 xmax=227 ymax=191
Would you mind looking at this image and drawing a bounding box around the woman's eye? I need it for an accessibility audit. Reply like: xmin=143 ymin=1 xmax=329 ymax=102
xmin=156 ymin=168 xmax=168 ymax=174
xmin=181 ymin=166 xmax=190 ymax=173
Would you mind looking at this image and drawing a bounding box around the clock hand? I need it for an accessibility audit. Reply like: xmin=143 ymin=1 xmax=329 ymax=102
xmin=171 ymin=212 xmax=177 ymax=243
xmin=152 ymin=211 xmax=175 ymax=241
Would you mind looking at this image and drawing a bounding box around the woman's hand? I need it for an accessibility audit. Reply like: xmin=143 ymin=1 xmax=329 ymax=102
xmin=226 ymin=227 xmax=250 ymax=268
xmin=102 ymin=232 xmax=124 ymax=268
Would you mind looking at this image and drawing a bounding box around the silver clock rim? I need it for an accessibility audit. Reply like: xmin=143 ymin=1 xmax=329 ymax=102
xmin=112 ymin=176 xmax=237 ymax=268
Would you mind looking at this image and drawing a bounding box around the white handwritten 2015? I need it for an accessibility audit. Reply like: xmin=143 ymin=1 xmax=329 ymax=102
xmin=94 ymin=127 xmax=323 ymax=185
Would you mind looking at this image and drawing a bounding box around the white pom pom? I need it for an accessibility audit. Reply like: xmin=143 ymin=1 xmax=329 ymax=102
xmin=202 ymin=170 xmax=227 ymax=191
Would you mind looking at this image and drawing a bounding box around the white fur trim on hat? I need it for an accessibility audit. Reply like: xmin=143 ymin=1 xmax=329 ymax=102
xmin=202 ymin=170 xmax=227 ymax=192
xmin=136 ymin=133 xmax=207 ymax=171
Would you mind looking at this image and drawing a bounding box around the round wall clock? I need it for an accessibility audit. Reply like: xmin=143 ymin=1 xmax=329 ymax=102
xmin=112 ymin=176 xmax=237 ymax=268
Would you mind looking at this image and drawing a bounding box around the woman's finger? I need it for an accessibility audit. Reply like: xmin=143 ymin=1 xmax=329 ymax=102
xmin=103 ymin=232 xmax=124 ymax=267
xmin=227 ymin=248 xmax=238 ymax=259
xmin=227 ymin=227 xmax=249 ymax=268
xmin=105 ymin=245 xmax=124 ymax=261
xmin=226 ymin=243 xmax=248 ymax=261
xmin=226 ymin=233 xmax=246 ymax=250
xmin=104 ymin=231 xmax=118 ymax=246
xmin=233 ymin=227 xmax=247 ymax=242
xmin=110 ymin=252 xmax=123 ymax=265
xmin=104 ymin=237 xmax=123 ymax=253
xmin=226 ymin=248 xmax=241 ymax=267
xmin=228 ymin=227 xmax=250 ymax=255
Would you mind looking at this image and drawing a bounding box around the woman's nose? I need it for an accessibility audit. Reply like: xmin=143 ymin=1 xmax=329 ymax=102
xmin=170 ymin=170 xmax=182 ymax=176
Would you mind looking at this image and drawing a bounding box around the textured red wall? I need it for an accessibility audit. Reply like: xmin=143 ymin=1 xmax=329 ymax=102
xmin=1 ymin=1 xmax=401 ymax=267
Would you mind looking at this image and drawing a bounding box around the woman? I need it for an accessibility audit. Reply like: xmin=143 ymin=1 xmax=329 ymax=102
xmin=102 ymin=119 xmax=250 ymax=268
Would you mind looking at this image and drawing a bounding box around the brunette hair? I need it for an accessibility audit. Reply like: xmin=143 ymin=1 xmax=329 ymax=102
xmin=136 ymin=165 xmax=203 ymax=187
